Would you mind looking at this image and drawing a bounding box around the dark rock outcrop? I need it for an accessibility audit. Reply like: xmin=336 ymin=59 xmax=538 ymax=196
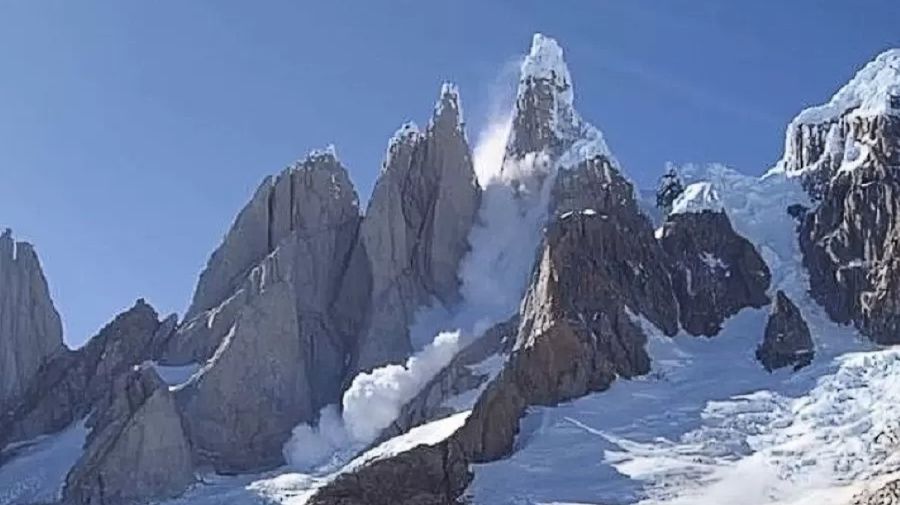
xmin=347 ymin=85 xmax=481 ymax=374
xmin=798 ymin=114 xmax=900 ymax=344
xmin=0 ymin=299 xmax=172 ymax=448
xmin=0 ymin=229 xmax=63 ymax=411
xmin=308 ymin=440 xmax=471 ymax=505
xmin=851 ymin=479 xmax=900 ymax=505
xmin=659 ymin=210 xmax=771 ymax=336
xmin=756 ymin=290 xmax=814 ymax=371
xmin=783 ymin=50 xmax=900 ymax=344
xmin=63 ymin=365 xmax=193 ymax=505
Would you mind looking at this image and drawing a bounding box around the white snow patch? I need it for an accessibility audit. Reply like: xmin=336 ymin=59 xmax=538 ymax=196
xmin=670 ymin=182 xmax=724 ymax=215
xmin=344 ymin=411 xmax=470 ymax=473
xmin=699 ymin=252 xmax=727 ymax=272
xmin=793 ymin=49 xmax=900 ymax=125
xmin=152 ymin=362 xmax=201 ymax=388
xmin=520 ymin=33 xmax=574 ymax=107
xmin=0 ymin=420 xmax=88 ymax=505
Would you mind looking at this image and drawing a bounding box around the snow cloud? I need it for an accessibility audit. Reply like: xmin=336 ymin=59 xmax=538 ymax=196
xmin=285 ymin=84 xmax=559 ymax=473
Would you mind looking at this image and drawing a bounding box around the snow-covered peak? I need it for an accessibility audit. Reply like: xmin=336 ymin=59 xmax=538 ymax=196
xmin=670 ymin=181 xmax=725 ymax=215
xmin=793 ymin=49 xmax=900 ymax=125
xmin=771 ymin=49 xmax=900 ymax=179
xmin=519 ymin=33 xmax=574 ymax=107
xmin=305 ymin=144 xmax=339 ymax=163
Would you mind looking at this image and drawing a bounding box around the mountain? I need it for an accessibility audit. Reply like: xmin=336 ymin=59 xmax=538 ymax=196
xmin=2 ymin=34 xmax=900 ymax=505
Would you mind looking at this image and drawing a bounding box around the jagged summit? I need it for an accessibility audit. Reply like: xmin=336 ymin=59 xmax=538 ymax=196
xmin=506 ymin=33 xmax=613 ymax=169
xmin=289 ymin=144 xmax=341 ymax=170
xmin=793 ymin=48 xmax=900 ymax=126
xmin=520 ymin=33 xmax=574 ymax=107
xmin=774 ymin=48 xmax=900 ymax=179
xmin=433 ymin=82 xmax=464 ymax=127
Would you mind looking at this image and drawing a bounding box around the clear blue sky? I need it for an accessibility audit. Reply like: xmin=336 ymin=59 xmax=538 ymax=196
xmin=1 ymin=1 xmax=897 ymax=346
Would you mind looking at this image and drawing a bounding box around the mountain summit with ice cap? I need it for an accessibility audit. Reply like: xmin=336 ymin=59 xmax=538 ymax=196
xmin=506 ymin=33 xmax=613 ymax=169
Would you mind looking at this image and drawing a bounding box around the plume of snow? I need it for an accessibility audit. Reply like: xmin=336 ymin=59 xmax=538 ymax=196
xmin=341 ymin=331 xmax=462 ymax=443
xmin=284 ymin=71 xmax=559 ymax=473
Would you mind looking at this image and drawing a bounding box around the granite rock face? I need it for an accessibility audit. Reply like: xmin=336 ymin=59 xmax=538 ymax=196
xmin=310 ymin=154 xmax=681 ymax=505
xmin=348 ymin=85 xmax=481 ymax=374
xmin=165 ymin=150 xmax=361 ymax=367
xmin=175 ymin=264 xmax=313 ymax=473
xmin=0 ymin=299 xmax=172 ymax=447
xmin=659 ymin=210 xmax=771 ymax=336
xmin=164 ymin=150 xmax=362 ymax=473
xmin=757 ymin=290 xmax=814 ymax=371
xmin=63 ymin=365 xmax=193 ymax=505
xmin=0 ymin=229 xmax=63 ymax=411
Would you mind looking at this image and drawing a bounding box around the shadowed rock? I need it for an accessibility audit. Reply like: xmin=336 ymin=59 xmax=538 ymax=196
xmin=757 ymin=290 xmax=814 ymax=372
xmin=659 ymin=210 xmax=771 ymax=336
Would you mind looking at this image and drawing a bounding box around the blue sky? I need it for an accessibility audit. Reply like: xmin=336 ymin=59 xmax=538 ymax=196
xmin=1 ymin=1 xmax=897 ymax=346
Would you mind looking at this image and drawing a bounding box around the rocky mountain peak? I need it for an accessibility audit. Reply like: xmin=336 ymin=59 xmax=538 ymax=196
xmin=432 ymin=82 xmax=464 ymax=129
xmin=0 ymin=228 xmax=63 ymax=411
xmin=520 ymin=33 xmax=574 ymax=107
xmin=186 ymin=146 xmax=360 ymax=318
xmin=776 ymin=48 xmax=900 ymax=186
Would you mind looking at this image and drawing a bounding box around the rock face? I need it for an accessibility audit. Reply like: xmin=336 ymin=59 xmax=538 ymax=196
xmin=308 ymin=440 xmax=471 ymax=505
xmin=0 ymin=229 xmax=63 ymax=411
xmin=308 ymin=34 xmax=673 ymax=505
xmin=63 ymin=365 xmax=193 ymax=505
xmin=310 ymin=156 xmax=680 ymax=504
xmin=797 ymin=114 xmax=900 ymax=343
xmin=757 ymin=290 xmax=814 ymax=371
xmin=0 ymin=299 xmax=172 ymax=447
xmin=784 ymin=50 xmax=900 ymax=344
xmin=176 ymin=270 xmax=313 ymax=473
xmin=163 ymin=150 xmax=362 ymax=473
xmin=659 ymin=209 xmax=771 ymax=336
xmin=348 ymin=85 xmax=481 ymax=374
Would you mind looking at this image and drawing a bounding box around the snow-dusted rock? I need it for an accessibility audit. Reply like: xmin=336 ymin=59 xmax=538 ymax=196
xmin=0 ymin=229 xmax=63 ymax=411
xmin=670 ymin=181 xmax=724 ymax=215
xmin=659 ymin=209 xmax=771 ymax=336
xmin=786 ymin=52 xmax=900 ymax=343
xmin=756 ymin=290 xmax=814 ymax=372
xmin=63 ymin=364 xmax=193 ymax=505
xmin=349 ymin=84 xmax=480 ymax=373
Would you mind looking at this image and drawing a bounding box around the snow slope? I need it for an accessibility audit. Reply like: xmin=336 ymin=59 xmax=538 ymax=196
xmin=0 ymin=420 xmax=88 ymax=505
xmin=470 ymin=165 xmax=888 ymax=505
